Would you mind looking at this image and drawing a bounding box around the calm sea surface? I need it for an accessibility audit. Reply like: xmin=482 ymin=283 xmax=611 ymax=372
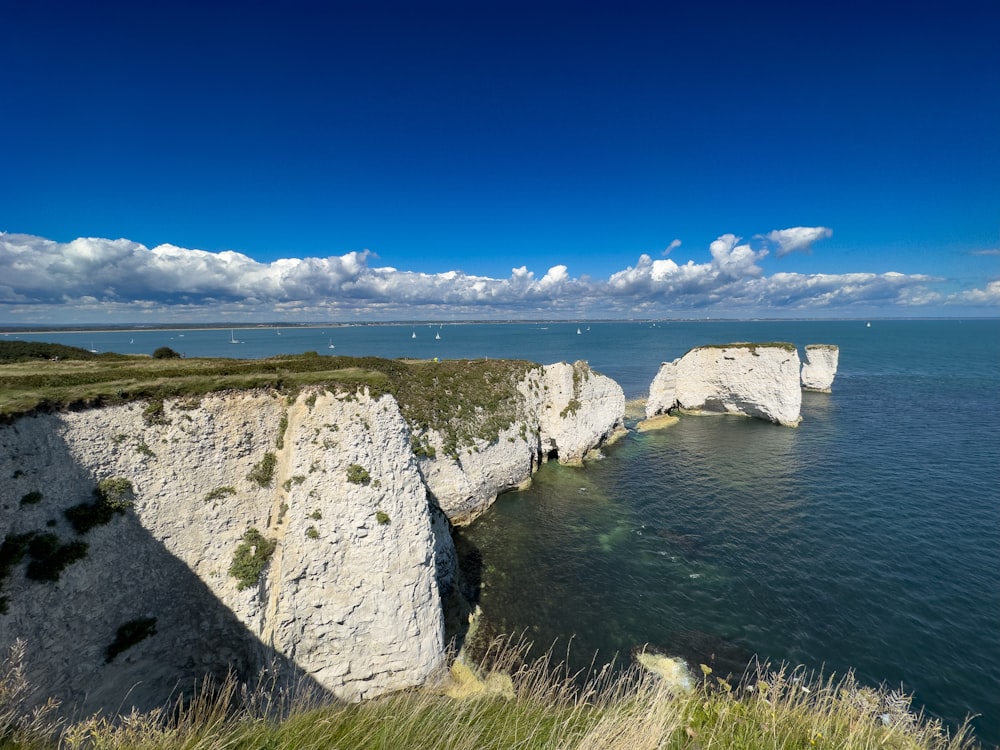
xmin=7 ymin=320 xmax=999 ymax=744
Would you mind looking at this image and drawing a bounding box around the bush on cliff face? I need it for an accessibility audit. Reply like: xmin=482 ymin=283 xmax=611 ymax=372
xmin=64 ymin=478 xmax=134 ymax=534
xmin=247 ymin=453 xmax=277 ymax=488
xmin=23 ymin=534 xmax=88 ymax=582
xmin=346 ymin=463 xmax=371 ymax=485
xmin=229 ymin=527 xmax=276 ymax=590
xmin=152 ymin=347 xmax=181 ymax=360
xmin=105 ymin=617 xmax=158 ymax=663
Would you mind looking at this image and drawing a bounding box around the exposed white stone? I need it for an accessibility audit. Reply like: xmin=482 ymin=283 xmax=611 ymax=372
xmin=417 ymin=362 xmax=625 ymax=524
xmin=645 ymin=344 xmax=802 ymax=427
xmin=645 ymin=359 xmax=679 ymax=419
xmin=801 ymin=344 xmax=840 ymax=392
xmin=539 ymin=361 xmax=626 ymax=466
xmin=0 ymin=362 xmax=626 ymax=715
xmin=0 ymin=389 xmax=447 ymax=714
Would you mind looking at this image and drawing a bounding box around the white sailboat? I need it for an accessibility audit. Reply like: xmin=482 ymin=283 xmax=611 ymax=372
xmin=435 ymin=332 xmax=441 ymax=340
xmin=229 ymin=330 xmax=240 ymax=344
xmin=411 ymin=331 xmax=417 ymax=339
xmin=328 ymin=338 xmax=336 ymax=349
xmin=576 ymin=327 xmax=582 ymax=335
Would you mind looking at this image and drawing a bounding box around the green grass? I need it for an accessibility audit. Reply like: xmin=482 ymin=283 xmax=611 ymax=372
xmin=0 ymin=345 xmax=540 ymax=455
xmin=0 ymin=637 xmax=979 ymax=750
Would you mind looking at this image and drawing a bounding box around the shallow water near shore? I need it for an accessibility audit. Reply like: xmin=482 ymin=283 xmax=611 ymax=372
xmin=7 ymin=319 xmax=1000 ymax=743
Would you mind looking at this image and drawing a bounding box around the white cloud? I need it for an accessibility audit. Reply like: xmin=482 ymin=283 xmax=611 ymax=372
xmin=0 ymin=230 xmax=989 ymax=322
xmin=662 ymin=239 xmax=682 ymax=256
xmin=957 ymin=280 xmax=1000 ymax=305
xmin=761 ymin=226 xmax=833 ymax=257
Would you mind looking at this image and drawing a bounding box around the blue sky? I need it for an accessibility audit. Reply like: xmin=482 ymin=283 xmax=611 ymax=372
xmin=2 ymin=0 xmax=998 ymax=323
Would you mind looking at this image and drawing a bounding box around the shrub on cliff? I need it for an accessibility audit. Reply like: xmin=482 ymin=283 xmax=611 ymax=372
xmin=346 ymin=463 xmax=371 ymax=485
xmin=229 ymin=527 xmax=276 ymax=590
xmin=63 ymin=478 xmax=134 ymax=534
xmin=152 ymin=347 xmax=181 ymax=359
xmin=105 ymin=617 xmax=158 ymax=663
xmin=247 ymin=453 xmax=277 ymax=488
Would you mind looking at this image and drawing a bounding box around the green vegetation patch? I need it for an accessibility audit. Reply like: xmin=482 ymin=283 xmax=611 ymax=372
xmin=64 ymin=477 xmax=134 ymax=534
xmin=204 ymin=486 xmax=237 ymax=503
xmin=0 ymin=530 xmax=89 ymax=601
xmin=346 ymin=463 xmax=371 ymax=485
xmin=105 ymin=617 xmax=158 ymax=663
xmin=229 ymin=527 xmax=277 ymax=590
xmin=19 ymin=491 xmax=43 ymax=506
xmin=247 ymin=453 xmax=277 ymax=488
xmin=24 ymin=534 xmax=88 ymax=582
xmin=375 ymin=510 xmax=390 ymax=525
xmin=142 ymin=399 xmax=170 ymax=425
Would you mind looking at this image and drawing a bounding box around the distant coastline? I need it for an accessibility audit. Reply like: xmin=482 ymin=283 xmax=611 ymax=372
xmin=2 ymin=316 xmax=995 ymax=336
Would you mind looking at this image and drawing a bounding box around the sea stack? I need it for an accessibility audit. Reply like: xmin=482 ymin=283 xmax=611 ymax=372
xmin=645 ymin=343 xmax=802 ymax=427
xmin=801 ymin=344 xmax=840 ymax=392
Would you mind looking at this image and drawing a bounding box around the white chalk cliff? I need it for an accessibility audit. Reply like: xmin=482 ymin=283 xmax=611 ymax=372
xmin=414 ymin=361 xmax=625 ymax=524
xmin=801 ymin=344 xmax=839 ymax=392
xmin=0 ymin=360 xmax=624 ymax=716
xmin=646 ymin=343 xmax=802 ymax=427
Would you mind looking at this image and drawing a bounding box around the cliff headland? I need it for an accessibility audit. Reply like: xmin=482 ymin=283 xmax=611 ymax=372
xmin=0 ymin=346 xmax=623 ymax=715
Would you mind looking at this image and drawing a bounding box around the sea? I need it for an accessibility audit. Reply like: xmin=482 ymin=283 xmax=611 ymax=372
xmin=5 ymin=319 xmax=999 ymax=745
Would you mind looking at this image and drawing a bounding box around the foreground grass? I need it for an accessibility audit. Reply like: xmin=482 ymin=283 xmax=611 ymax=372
xmin=1 ymin=638 xmax=978 ymax=750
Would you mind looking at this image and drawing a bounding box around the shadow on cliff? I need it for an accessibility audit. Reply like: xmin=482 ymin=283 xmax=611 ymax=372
xmin=438 ymin=514 xmax=484 ymax=656
xmin=0 ymin=421 xmax=333 ymax=721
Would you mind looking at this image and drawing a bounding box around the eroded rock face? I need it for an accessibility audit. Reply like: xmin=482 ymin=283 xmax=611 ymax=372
xmin=801 ymin=344 xmax=839 ymax=392
xmin=0 ymin=361 xmax=626 ymax=715
xmin=0 ymin=389 xmax=447 ymax=715
xmin=416 ymin=361 xmax=626 ymax=525
xmin=645 ymin=344 xmax=802 ymax=427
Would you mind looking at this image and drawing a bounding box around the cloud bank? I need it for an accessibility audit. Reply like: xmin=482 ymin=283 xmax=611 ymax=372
xmin=0 ymin=229 xmax=993 ymax=323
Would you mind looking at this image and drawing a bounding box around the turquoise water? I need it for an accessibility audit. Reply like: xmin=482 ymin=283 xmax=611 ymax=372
xmin=7 ymin=320 xmax=1000 ymax=743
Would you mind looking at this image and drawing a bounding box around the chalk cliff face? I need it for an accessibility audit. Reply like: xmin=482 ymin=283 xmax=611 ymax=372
xmin=645 ymin=344 xmax=802 ymax=427
xmin=801 ymin=344 xmax=839 ymax=392
xmin=415 ymin=361 xmax=625 ymax=525
xmin=0 ymin=360 xmax=625 ymax=715
xmin=0 ymin=390 xmax=447 ymax=716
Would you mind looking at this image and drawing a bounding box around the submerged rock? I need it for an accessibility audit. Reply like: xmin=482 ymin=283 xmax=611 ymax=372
xmin=801 ymin=344 xmax=839 ymax=392
xmin=635 ymin=651 xmax=695 ymax=692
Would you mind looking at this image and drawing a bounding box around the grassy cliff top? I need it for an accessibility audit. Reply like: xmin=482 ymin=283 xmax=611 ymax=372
xmin=0 ymin=343 xmax=540 ymax=439
xmin=688 ymin=342 xmax=798 ymax=354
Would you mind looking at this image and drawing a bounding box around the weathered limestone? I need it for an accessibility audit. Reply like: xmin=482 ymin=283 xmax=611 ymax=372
xmin=0 ymin=389 xmax=447 ymax=715
xmin=415 ymin=361 xmax=625 ymax=524
xmin=801 ymin=344 xmax=840 ymax=392
xmin=645 ymin=343 xmax=802 ymax=427
xmin=0 ymin=360 xmax=625 ymax=716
